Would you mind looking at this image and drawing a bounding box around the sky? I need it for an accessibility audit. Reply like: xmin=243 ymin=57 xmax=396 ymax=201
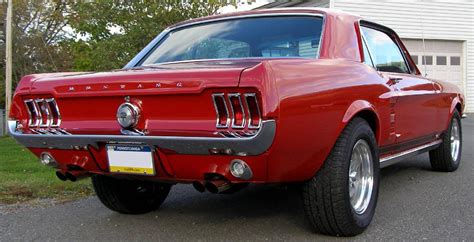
xmin=219 ymin=0 xmax=272 ymax=13
xmin=68 ymin=1 xmax=273 ymax=41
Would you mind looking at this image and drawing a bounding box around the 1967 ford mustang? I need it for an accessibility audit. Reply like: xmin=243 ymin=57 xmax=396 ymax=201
xmin=9 ymin=8 xmax=465 ymax=236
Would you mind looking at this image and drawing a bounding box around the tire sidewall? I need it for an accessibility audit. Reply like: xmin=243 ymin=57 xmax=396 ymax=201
xmin=343 ymin=121 xmax=380 ymax=229
xmin=448 ymin=111 xmax=462 ymax=167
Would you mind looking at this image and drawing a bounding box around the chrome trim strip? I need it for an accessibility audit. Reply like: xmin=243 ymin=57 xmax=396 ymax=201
xmin=228 ymin=93 xmax=246 ymax=129
xmin=212 ymin=93 xmax=230 ymax=129
xmin=379 ymin=140 xmax=442 ymax=168
xmin=24 ymin=99 xmax=35 ymax=127
xmin=8 ymin=120 xmax=276 ymax=156
xmin=45 ymin=98 xmax=61 ymax=127
xmin=243 ymin=93 xmax=262 ymax=129
xmin=24 ymin=99 xmax=39 ymax=127
xmin=126 ymin=12 xmax=325 ymax=68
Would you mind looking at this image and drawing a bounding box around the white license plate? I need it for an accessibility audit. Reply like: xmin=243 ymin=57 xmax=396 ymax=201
xmin=106 ymin=145 xmax=155 ymax=175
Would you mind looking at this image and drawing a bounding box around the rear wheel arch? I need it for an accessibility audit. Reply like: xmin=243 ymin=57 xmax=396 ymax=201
xmin=342 ymin=100 xmax=380 ymax=144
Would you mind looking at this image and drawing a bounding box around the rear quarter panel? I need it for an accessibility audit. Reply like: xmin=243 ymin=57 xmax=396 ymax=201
xmin=262 ymin=59 xmax=392 ymax=182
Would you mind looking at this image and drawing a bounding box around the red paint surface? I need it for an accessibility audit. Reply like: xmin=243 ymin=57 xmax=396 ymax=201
xmin=10 ymin=8 xmax=464 ymax=183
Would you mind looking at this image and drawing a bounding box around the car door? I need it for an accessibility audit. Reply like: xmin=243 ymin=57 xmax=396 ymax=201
xmin=361 ymin=25 xmax=439 ymax=147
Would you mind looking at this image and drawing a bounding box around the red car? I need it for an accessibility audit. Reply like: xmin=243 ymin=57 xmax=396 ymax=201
xmin=9 ymin=8 xmax=465 ymax=236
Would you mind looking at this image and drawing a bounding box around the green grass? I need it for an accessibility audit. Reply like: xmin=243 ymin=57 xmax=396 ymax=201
xmin=0 ymin=137 xmax=93 ymax=204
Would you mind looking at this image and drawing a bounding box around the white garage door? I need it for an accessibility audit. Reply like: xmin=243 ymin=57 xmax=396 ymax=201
xmin=402 ymin=39 xmax=464 ymax=93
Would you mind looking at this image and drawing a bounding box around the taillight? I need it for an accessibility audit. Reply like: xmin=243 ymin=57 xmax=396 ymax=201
xmin=24 ymin=99 xmax=40 ymax=127
xmin=24 ymin=98 xmax=61 ymax=128
xmin=35 ymin=99 xmax=51 ymax=127
xmin=212 ymin=93 xmax=230 ymax=128
xmin=244 ymin=93 xmax=262 ymax=129
xmin=228 ymin=93 xmax=245 ymax=128
xmin=212 ymin=92 xmax=262 ymax=130
xmin=46 ymin=98 xmax=61 ymax=127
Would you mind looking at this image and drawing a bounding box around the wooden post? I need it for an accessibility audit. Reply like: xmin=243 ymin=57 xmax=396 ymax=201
xmin=5 ymin=0 xmax=13 ymax=134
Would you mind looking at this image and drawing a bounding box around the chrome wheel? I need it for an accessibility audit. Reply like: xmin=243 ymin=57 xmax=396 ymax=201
xmin=348 ymin=139 xmax=374 ymax=215
xmin=450 ymin=119 xmax=461 ymax=162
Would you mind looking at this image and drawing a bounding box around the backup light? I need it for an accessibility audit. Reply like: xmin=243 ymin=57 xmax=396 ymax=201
xmin=40 ymin=152 xmax=57 ymax=167
xmin=230 ymin=159 xmax=253 ymax=180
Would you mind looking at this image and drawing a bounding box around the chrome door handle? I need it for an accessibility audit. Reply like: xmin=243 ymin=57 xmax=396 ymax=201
xmin=387 ymin=77 xmax=402 ymax=86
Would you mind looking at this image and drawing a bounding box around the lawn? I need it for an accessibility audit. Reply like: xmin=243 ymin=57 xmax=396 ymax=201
xmin=0 ymin=136 xmax=93 ymax=204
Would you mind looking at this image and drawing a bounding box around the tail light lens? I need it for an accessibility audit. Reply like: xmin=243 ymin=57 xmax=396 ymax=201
xmin=35 ymin=99 xmax=51 ymax=127
xmin=46 ymin=98 xmax=61 ymax=127
xmin=212 ymin=92 xmax=262 ymax=130
xmin=212 ymin=94 xmax=230 ymax=128
xmin=228 ymin=93 xmax=245 ymax=128
xmin=244 ymin=93 xmax=262 ymax=129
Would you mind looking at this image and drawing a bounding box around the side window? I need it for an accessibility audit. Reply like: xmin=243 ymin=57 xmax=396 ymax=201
xmin=361 ymin=26 xmax=409 ymax=73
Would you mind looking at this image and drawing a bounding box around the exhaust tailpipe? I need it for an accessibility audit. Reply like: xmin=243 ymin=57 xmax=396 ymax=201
xmin=205 ymin=180 xmax=231 ymax=194
xmin=65 ymin=171 xmax=88 ymax=182
xmin=192 ymin=181 xmax=206 ymax=193
xmin=56 ymin=171 xmax=68 ymax=181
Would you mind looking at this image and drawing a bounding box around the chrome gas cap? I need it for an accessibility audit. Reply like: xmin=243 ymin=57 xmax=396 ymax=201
xmin=117 ymin=101 xmax=140 ymax=129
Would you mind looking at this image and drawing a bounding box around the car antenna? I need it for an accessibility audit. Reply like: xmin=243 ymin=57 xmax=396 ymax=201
xmin=421 ymin=16 xmax=428 ymax=77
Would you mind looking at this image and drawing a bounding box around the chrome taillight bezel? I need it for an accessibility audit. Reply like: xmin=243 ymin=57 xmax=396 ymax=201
xmin=35 ymin=98 xmax=52 ymax=127
xmin=212 ymin=93 xmax=230 ymax=128
xmin=212 ymin=92 xmax=262 ymax=130
xmin=45 ymin=98 xmax=61 ymax=127
xmin=24 ymin=99 xmax=40 ymax=127
xmin=24 ymin=98 xmax=61 ymax=128
xmin=244 ymin=93 xmax=262 ymax=129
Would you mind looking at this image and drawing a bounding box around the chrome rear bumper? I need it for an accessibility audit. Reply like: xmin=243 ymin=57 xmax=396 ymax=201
xmin=8 ymin=120 xmax=276 ymax=156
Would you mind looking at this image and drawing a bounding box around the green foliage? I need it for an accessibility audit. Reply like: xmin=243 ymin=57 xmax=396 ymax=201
xmin=66 ymin=1 xmax=229 ymax=71
xmin=0 ymin=0 xmax=233 ymax=107
xmin=0 ymin=137 xmax=92 ymax=204
xmin=0 ymin=0 xmax=73 ymax=107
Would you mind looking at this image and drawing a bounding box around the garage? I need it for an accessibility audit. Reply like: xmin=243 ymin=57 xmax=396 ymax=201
xmin=403 ymin=39 xmax=464 ymax=92
xmin=258 ymin=0 xmax=474 ymax=112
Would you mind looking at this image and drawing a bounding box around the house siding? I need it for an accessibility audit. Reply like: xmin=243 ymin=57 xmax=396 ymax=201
xmin=333 ymin=0 xmax=474 ymax=112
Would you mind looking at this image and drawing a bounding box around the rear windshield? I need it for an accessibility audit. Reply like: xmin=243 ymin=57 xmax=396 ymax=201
xmin=141 ymin=16 xmax=324 ymax=65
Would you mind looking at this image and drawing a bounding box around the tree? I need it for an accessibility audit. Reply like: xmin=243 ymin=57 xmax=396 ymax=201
xmin=1 ymin=0 xmax=232 ymax=108
xmin=67 ymin=0 xmax=231 ymax=71
xmin=0 ymin=0 xmax=73 ymax=107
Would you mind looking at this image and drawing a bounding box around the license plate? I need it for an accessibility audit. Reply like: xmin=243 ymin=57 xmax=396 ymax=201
xmin=107 ymin=145 xmax=155 ymax=175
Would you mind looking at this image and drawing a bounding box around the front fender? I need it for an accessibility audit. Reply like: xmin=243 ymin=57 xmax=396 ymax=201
xmin=449 ymin=95 xmax=463 ymax=117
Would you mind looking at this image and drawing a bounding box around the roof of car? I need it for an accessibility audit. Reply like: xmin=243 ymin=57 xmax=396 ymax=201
xmin=169 ymin=7 xmax=362 ymax=30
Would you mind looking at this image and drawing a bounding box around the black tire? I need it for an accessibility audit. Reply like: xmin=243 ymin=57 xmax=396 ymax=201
xmin=429 ymin=111 xmax=462 ymax=172
xmin=92 ymin=175 xmax=171 ymax=214
xmin=302 ymin=117 xmax=380 ymax=236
